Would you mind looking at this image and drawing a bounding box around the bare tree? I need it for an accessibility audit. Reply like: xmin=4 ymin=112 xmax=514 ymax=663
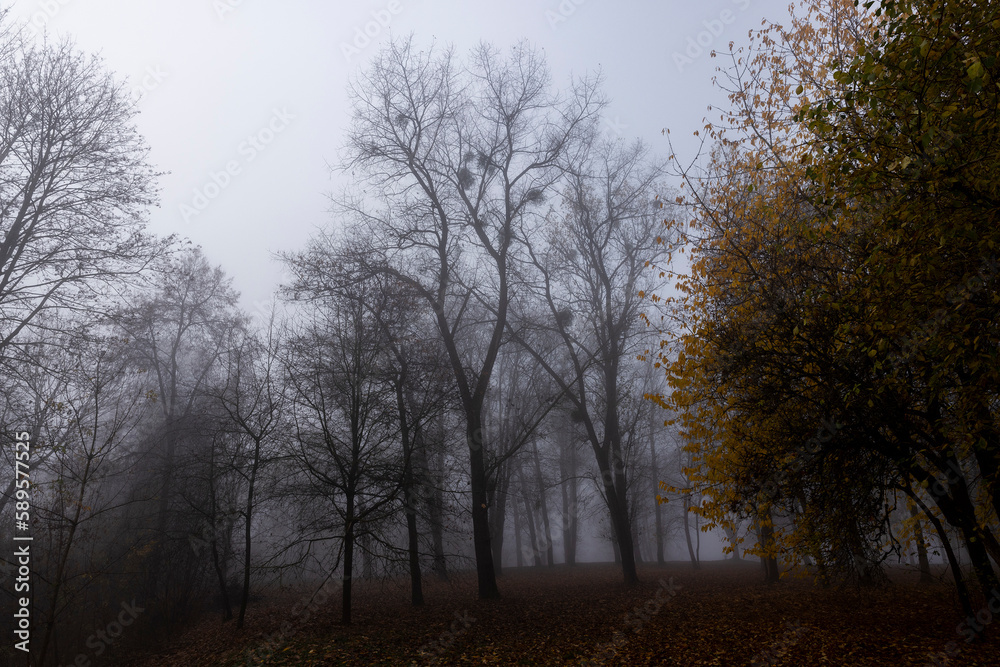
xmin=283 ymin=282 xmax=400 ymax=624
xmin=528 ymin=436 xmax=555 ymax=566
xmin=33 ymin=333 xmax=154 ymax=665
xmin=557 ymin=409 xmax=582 ymax=566
xmin=113 ymin=248 xmax=241 ymax=613
xmin=213 ymin=313 xmax=286 ymax=628
xmin=420 ymin=413 xmax=452 ymax=581
xmin=0 ymin=24 xmax=166 ymax=366
xmin=484 ymin=342 xmax=559 ymax=572
xmin=288 ymin=38 xmax=603 ymax=598
xmin=371 ymin=276 xmax=452 ymax=605
xmin=512 ymin=138 xmax=677 ymax=585
xmin=0 ymin=320 xmax=75 ymax=521
xmin=646 ymin=376 xmax=667 ymax=564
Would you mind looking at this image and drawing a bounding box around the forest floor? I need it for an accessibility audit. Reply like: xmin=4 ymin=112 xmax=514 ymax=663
xmin=124 ymin=560 xmax=1000 ymax=666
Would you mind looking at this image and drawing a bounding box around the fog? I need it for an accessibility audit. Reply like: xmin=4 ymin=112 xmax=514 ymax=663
xmin=2 ymin=1 xmax=991 ymax=665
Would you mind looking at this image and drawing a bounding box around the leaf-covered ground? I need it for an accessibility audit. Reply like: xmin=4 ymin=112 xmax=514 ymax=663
xmin=124 ymin=561 xmax=1000 ymax=666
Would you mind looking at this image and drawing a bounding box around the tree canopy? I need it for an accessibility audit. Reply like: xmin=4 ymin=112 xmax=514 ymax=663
xmin=659 ymin=0 xmax=1000 ymax=604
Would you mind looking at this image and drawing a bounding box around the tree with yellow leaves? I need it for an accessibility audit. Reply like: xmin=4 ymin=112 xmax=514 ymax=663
xmin=657 ymin=0 xmax=1000 ymax=614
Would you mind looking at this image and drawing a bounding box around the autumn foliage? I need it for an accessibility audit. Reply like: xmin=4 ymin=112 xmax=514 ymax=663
xmin=658 ymin=0 xmax=1000 ymax=614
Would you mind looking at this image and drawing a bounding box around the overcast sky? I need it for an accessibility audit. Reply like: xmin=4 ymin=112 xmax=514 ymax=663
xmin=10 ymin=0 xmax=791 ymax=315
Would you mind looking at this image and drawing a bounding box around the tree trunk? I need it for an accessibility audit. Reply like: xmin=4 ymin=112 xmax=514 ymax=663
xmin=434 ymin=286 xmax=503 ymax=600
xmin=961 ymin=522 xmax=999 ymax=606
xmin=513 ymin=493 xmax=525 ymax=568
xmin=531 ymin=439 xmax=554 ymax=566
xmin=405 ymin=503 xmax=423 ymax=606
xmin=650 ymin=408 xmax=664 ymax=565
xmin=238 ymin=436 xmax=262 ymax=628
xmin=683 ymin=496 xmax=699 ymax=570
xmin=361 ymin=529 xmax=374 ymax=581
xmin=519 ymin=464 xmax=542 ymax=567
xmin=909 ymin=503 xmax=932 ymax=584
xmin=428 ymin=435 xmax=449 ymax=581
xmin=150 ymin=418 xmax=179 ymax=602
xmin=759 ymin=513 xmax=779 ymax=583
xmin=211 ymin=533 xmax=232 ymax=619
xmin=627 ymin=490 xmax=644 ymax=564
xmin=962 ymin=378 xmax=1000 ymax=533
xmin=205 ymin=435 xmax=233 ymax=624
xmin=561 ymin=429 xmax=578 ymax=566
xmin=724 ymin=526 xmax=741 ymax=560
xmin=489 ymin=463 xmax=510 ymax=576
xmin=39 ymin=454 xmax=92 ymax=665
xmin=342 ymin=497 xmax=355 ymax=625
xmin=602 ymin=471 xmax=638 ymax=583
xmin=695 ymin=508 xmax=701 ymax=563
xmin=396 ymin=380 xmax=424 ymax=606
xmin=604 ymin=375 xmax=640 ymax=585
xmin=933 ymin=456 xmax=1000 ymax=600
xmin=910 ymin=491 xmax=974 ymax=619
xmin=560 ymin=463 xmax=570 ymax=566
xmin=524 ymin=497 xmax=542 ymax=567
xmin=467 ymin=410 xmax=500 ymax=598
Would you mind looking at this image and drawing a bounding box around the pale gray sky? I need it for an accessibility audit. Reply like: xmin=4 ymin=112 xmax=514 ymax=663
xmin=10 ymin=0 xmax=791 ymax=312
